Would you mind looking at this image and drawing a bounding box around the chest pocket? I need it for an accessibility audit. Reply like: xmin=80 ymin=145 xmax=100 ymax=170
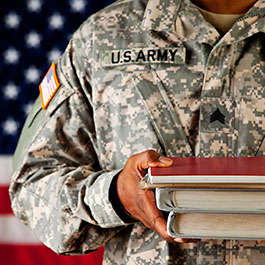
xmin=232 ymin=43 xmax=265 ymax=156
xmin=132 ymin=70 xmax=193 ymax=157
xmin=237 ymin=97 xmax=265 ymax=156
xmin=93 ymin=69 xmax=194 ymax=169
xmin=198 ymin=96 xmax=265 ymax=157
xmin=94 ymin=71 xmax=161 ymax=169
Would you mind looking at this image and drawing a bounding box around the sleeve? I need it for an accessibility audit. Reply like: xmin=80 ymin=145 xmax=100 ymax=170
xmin=9 ymin=19 xmax=134 ymax=255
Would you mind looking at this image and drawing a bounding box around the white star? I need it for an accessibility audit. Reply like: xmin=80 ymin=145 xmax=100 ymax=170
xmin=27 ymin=0 xmax=42 ymax=12
xmin=25 ymin=31 xmax=41 ymax=48
xmin=47 ymin=48 xmax=61 ymax=63
xmin=70 ymin=0 xmax=86 ymax=12
xmin=5 ymin=12 xmax=21 ymax=29
xmin=3 ymin=48 xmax=20 ymax=64
xmin=24 ymin=66 xmax=41 ymax=83
xmin=4 ymin=83 xmax=19 ymax=100
xmin=2 ymin=118 xmax=19 ymax=135
xmin=23 ymin=102 xmax=34 ymax=115
xmin=49 ymin=13 xmax=64 ymax=30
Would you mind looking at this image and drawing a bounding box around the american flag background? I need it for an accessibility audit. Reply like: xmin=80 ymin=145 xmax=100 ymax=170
xmin=0 ymin=0 xmax=115 ymax=264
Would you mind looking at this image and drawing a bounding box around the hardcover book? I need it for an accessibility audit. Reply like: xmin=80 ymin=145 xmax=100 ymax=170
xmin=140 ymin=156 xmax=265 ymax=189
xmin=156 ymin=188 xmax=265 ymax=213
xmin=167 ymin=211 xmax=265 ymax=240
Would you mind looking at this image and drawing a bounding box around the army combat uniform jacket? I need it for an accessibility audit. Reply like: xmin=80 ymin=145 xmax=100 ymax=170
xmin=9 ymin=0 xmax=265 ymax=264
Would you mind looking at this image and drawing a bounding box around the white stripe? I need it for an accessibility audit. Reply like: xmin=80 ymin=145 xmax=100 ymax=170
xmin=42 ymin=89 xmax=47 ymax=106
xmin=42 ymin=79 xmax=48 ymax=95
xmin=46 ymin=83 xmax=51 ymax=96
xmin=51 ymin=77 xmax=57 ymax=91
xmin=47 ymin=81 xmax=54 ymax=96
xmin=41 ymin=81 xmax=47 ymax=104
xmin=0 ymin=215 xmax=41 ymax=244
xmin=48 ymin=78 xmax=56 ymax=92
xmin=45 ymin=79 xmax=51 ymax=99
xmin=0 ymin=155 xmax=13 ymax=184
xmin=42 ymin=82 xmax=49 ymax=105
xmin=47 ymin=78 xmax=54 ymax=93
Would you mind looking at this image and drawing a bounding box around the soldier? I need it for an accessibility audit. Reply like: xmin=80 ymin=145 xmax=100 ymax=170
xmin=9 ymin=0 xmax=265 ymax=264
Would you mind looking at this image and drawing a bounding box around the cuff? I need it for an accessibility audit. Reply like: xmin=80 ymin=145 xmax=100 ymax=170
xmin=84 ymin=169 xmax=134 ymax=228
xmin=109 ymin=172 xmax=138 ymax=224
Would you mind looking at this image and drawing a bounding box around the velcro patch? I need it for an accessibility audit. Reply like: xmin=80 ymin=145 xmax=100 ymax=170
xmin=39 ymin=62 xmax=60 ymax=110
xmin=101 ymin=47 xmax=186 ymax=67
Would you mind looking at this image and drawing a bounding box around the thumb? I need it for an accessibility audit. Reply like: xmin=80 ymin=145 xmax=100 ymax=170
xmin=139 ymin=150 xmax=173 ymax=170
xmin=158 ymin=156 xmax=173 ymax=166
xmin=147 ymin=155 xmax=173 ymax=168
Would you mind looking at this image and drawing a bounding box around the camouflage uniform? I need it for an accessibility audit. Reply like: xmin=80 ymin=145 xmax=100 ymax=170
xmin=9 ymin=0 xmax=265 ymax=264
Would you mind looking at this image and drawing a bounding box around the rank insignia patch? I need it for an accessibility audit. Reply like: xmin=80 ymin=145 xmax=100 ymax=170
xmin=39 ymin=62 xmax=60 ymax=110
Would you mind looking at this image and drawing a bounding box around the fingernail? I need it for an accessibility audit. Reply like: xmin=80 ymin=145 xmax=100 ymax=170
xmin=173 ymin=237 xmax=199 ymax=243
xmin=158 ymin=156 xmax=172 ymax=164
xmin=173 ymin=237 xmax=184 ymax=242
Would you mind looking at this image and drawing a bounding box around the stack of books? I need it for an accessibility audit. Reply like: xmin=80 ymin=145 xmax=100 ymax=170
xmin=140 ymin=156 xmax=265 ymax=240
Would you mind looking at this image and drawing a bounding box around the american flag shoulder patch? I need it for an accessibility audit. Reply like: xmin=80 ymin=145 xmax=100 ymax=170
xmin=39 ymin=62 xmax=60 ymax=110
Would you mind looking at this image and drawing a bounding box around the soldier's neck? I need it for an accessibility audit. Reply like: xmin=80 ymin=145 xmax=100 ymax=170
xmin=191 ymin=0 xmax=257 ymax=14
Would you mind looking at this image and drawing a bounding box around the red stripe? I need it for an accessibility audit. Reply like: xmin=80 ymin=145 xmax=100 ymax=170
xmin=0 ymin=244 xmax=104 ymax=265
xmin=0 ymin=185 xmax=13 ymax=214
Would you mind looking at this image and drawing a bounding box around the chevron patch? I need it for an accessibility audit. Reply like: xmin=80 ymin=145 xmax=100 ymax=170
xmin=210 ymin=108 xmax=226 ymax=124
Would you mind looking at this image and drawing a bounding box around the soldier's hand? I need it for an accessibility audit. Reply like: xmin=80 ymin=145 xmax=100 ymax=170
xmin=117 ymin=150 xmax=195 ymax=243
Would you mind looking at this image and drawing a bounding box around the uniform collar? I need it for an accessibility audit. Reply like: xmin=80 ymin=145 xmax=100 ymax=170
xmin=142 ymin=0 xmax=265 ymax=46
xmin=142 ymin=0 xmax=181 ymax=33
xmin=221 ymin=0 xmax=265 ymax=46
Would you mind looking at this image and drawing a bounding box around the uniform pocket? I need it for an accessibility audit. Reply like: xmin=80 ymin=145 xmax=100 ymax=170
xmin=236 ymin=97 xmax=265 ymax=156
xmin=94 ymin=72 xmax=160 ymax=169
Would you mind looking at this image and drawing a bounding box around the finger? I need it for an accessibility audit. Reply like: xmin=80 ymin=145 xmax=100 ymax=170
xmin=143 ymin=191 xmax=175 ymax=242
xmin=153 ymin=215 xmax=175 ymax=243
xmin=139 ymin=150 xmax=173 ymax=170
xmin=152 ymin=216 xmax=200 ymax=244
xmin=135 ymin=190 xmax=170 ymax=239
xmin=174 ymin=238 xmax=200 ymax=243
xmin=148 ymin=156 xmax=173 ymax=168
xmin=142 ymin=190 xmax=198 ymax=244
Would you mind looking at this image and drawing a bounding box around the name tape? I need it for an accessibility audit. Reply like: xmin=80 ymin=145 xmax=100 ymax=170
xmin=101 ymin=47 xmax=186 ymax=67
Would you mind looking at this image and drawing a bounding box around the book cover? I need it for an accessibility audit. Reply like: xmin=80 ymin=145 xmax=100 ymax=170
xmin=147 ymin=156 xmax=265 ymax=184
xmin=167 ymin=211 xmax=265 ymax=240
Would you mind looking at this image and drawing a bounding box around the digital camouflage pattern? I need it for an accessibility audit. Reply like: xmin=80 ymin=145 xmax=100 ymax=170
xmin=9 ymin=0 xmax=265 ymax=264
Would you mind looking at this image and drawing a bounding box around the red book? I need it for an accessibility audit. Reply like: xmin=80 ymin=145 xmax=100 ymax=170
xmin=140 ymin=157 xmax=265 ymax=189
